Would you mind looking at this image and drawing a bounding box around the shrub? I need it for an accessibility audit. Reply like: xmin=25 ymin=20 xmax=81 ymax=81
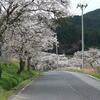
xmin=0 ymin=77 xmax=20 ymax=90
xmin=0 ymin=78 xmax=11 ymax=90
xmin=0 ymin=60 xmax=40 ymax=91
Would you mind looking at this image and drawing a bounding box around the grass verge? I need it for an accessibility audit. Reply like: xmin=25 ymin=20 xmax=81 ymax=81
xmin=0 ymin=59 xmax=41 ymax=100
xmin=90 ymin=73 xmax=100 ymax=79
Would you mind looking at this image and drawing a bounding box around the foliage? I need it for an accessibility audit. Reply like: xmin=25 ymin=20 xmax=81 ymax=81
xmin=55 ymin=9 xmax=100 ymax=55
xmin=74 ymin=48 xmax=100 ymax=68
xmin=0 ymin=0 xmax=69 ymax=74
xmin=0 ymin=60 xmax=40 ymax=100
xmin=91 ymin=73 xmax=100 ymax=79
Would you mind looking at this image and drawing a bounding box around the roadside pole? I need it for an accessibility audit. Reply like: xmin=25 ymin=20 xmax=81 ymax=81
xmin=77 ymin=4 xmax=88 ymax=68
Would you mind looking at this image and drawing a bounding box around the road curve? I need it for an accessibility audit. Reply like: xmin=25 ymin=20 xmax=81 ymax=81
xmin=10 ymin=71 xmax=100 ymax=100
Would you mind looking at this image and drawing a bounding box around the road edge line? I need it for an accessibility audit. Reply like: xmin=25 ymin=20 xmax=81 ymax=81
xmin=64 ymin=71 xmax=100 ymax=81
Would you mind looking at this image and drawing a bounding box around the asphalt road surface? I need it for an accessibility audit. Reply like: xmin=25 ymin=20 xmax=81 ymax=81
xmin=10 ymin=71 xmax=100 ymax=100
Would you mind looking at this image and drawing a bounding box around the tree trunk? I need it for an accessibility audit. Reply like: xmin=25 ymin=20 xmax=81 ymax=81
xmin=0 ymin=50 xmax=1 ymax=57
xmin=89 ymin=62 xmax=96 ymax=72
xmin=0 ymin=48 xmax=1 ymax=78
xmin=0 ymin=44 xmax=2 ymax=57
xmin=31 ymin=65 xmax=36 ymax=70
xmin=27 ymin=57 xmax=31 ymax=71
xmin=17 ymin=57 xmax=25 ymax=74
xmin=32 ymin=62 xmax=38 ymax=70
xmin=89 ymin=62 xmax=94 ymax=68
xmin=0 ymin=65 xmax=2 ymax=78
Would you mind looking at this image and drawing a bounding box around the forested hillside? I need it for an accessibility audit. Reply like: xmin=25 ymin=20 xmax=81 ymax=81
xmin=55 ymin=9 xmax=100 ymax=55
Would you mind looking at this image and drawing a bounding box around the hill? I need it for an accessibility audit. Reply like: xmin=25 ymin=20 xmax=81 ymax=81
xmin=55 ymin=9 xmax=100 ymax=55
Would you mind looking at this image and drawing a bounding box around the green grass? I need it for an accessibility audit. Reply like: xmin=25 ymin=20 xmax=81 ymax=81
xmin=91 ymin=73 xmax=100 ymax=79
xmin=0 ymin=60 xmax=41 ymax=100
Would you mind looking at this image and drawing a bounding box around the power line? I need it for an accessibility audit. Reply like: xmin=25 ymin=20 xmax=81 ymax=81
xmin=71 ymin=0 xmax=91 ymax=16
xmin=83 ymin=0 xmax=92 ymax=7
xmin=72 ymin=0 xmax=87 ymax=15
xmin=83 ymin=0 xmax=93 ymax=14
xmin=71 ymin=0 xmax=82 ymax=15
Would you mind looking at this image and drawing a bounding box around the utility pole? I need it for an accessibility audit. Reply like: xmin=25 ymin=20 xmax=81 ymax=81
xmin=77 ymin=4 xmax=88 ymax=68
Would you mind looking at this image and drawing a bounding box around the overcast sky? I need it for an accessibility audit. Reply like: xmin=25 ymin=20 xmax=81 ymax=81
xmin=70 ymin=0 xmax=100 ymax=15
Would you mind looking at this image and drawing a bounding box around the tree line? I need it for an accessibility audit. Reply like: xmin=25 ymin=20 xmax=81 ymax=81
xmin=55 ymin=9 xmax=100 ymax=55
xmin=0 ymin=0 xmax=69 ymax=77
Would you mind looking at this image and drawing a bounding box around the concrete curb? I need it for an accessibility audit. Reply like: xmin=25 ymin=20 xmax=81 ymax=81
xmin=88 ymin=74 xmax=100 ymax=81
xmin=8 ymin=80 xmax=33 ymax=100
xmin=8 ymin=77 xmax=40 ymax=100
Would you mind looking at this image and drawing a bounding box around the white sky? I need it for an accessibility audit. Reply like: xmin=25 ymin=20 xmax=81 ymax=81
xmin=70 ymin=0 xmax=100 ymax=15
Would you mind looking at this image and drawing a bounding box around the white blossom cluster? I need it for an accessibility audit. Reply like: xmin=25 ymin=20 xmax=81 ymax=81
xmin=73 ymin=48 xmax=100 ymax=68
xmin=0 ymin=0 xmax=69 ymax=71
xmin=35 ymin=52 xmax=69 ymax=70
xmin=28 ymin=48 xmax=100 ymax=70
xmin=68 ymin=57 xmax=82 ymax=67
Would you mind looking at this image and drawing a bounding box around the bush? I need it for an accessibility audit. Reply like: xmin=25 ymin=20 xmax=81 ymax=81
xmin=0 ymin=60 xmax=40 ymax=100
xmin=0 ymin=60 xmax=40 ymax=90
xmin=9 ymin=78 xmax=18 ymax=87
xmin=12 ymin=75 xmax=22 ymax=83
xmin=0 ymin=78 xmax=11 ymax=90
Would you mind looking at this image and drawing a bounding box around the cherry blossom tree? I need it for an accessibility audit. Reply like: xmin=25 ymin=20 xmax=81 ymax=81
xmin=0 ymin=0 xmax=69 ymax=74
xmin=74 ymin=49 xmax=100 ymax=72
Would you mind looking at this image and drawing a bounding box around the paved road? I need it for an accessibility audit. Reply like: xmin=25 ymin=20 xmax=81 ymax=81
xmin=10 ymin=71 xmax=100 ymax=100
